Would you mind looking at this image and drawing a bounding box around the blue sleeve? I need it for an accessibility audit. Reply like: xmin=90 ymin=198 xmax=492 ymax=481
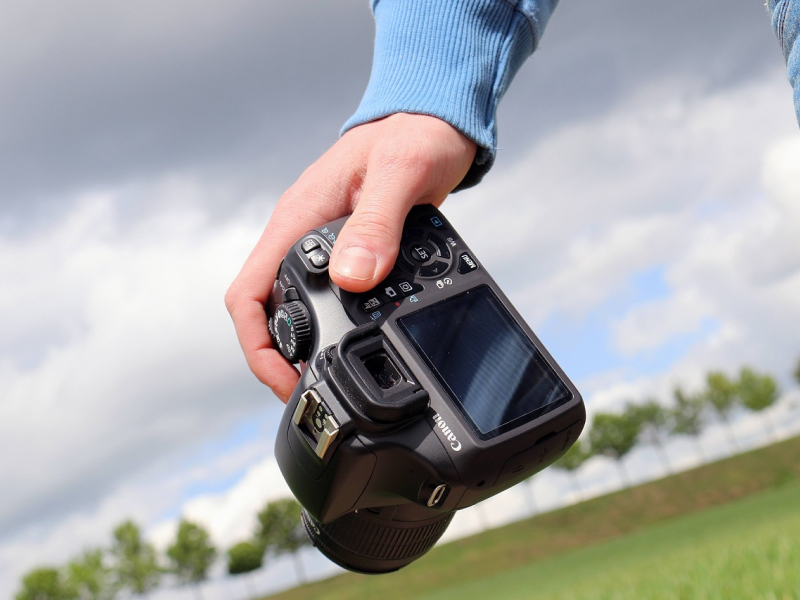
xmin=768 ymin=0 xmax=800 ymax=126
xmin=341 ymin=0 xmax=560 ymax=189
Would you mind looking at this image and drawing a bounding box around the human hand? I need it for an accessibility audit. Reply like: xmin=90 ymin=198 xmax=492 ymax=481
xmin=225 ymin=113 xmax=477 ymax=402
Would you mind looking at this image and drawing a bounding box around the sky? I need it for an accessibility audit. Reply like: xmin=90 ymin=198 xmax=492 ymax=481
xmin=1 ymin=0 xmax=800 ymax=598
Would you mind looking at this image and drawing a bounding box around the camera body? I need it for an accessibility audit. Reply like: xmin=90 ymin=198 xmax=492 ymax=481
xmin=267 ymin=205 xmax=585 ymax=573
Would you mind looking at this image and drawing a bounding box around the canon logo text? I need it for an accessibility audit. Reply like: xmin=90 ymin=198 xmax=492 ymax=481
xmin=432 ymin=413 xmax=462 ymax=451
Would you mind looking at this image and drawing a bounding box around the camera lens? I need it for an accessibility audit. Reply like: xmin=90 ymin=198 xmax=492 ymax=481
xmin=302 ymin=506 xmax=454 ymax=574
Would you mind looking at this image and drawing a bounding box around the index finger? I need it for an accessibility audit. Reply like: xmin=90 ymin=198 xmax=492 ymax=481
xmin=225 ymin=163 xmax=364 ymax=401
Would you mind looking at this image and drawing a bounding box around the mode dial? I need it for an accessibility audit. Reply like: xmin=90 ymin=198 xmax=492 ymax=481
xmin=271 ymin=301 xmax=313 ymax=363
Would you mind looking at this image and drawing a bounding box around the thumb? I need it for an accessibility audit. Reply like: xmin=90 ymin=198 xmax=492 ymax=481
xmin=329 ymin=186 xmax=419 ymax=293
xmin=328 ymin=115 xmax=476 ymax=292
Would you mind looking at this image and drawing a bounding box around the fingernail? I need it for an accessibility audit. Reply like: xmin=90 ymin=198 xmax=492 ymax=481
xmin=333 ymin=246 xmax=377 ymax=281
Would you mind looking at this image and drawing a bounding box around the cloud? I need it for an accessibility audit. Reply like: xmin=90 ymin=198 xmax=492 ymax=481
xmin=0 ymin=181 xmax=285 ymax=540
xmin=0 ymin=0 xmax=373 ymax=218
xmin=451 ymin=68 xmax=798 ymax=317
xmin=761 ymin=136 xmax=800 ymax=213
xmin=611 ymin=288 xmax=713 ymax=356
xmin=149 ymin=455 xmax=291 ymax=552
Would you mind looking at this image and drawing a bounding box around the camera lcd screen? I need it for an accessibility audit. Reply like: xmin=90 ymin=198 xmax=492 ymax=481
xmin=398 ymin=286 xmax=571 ymax=439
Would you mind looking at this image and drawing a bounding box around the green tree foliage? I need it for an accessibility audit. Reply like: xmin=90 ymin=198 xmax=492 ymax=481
xmin=626 ymin=400 xmax=673 ymax=474
xmin=167 ymin=520 xmax=216 ymax=598
xmin=589 ymin=411 xmax=641 ymax=487
xmin=227 ymin=541 xmax=264 ymax=575
xmin=15 ymin=567 xmax=77 ymax=600
xmin=671 ymin=387 xmax=707 ymax=462
xmin=737 ymin=367 xmax=779 ymax=411
xmin=794 ymin=358 xmax=800 ymax=385
xmin=555 ymin=441 xmax=591 ymax=472
xmin=704 ymin=371 xmax=741 ymax=452
xmin=227 ymin=541 xmax=263 ymax=599
xmin=256 ymin=498 xmax=309 ymax=583
xmin=65 ymin=550 xmax=114 ymax=600
xmin=737 ymin=367 xmax=780 ymax=441
xmin=110 ymin=520 xmax=161 ymax=598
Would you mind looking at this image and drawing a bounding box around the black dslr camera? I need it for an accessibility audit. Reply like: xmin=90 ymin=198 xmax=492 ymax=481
xmin=267 ymin=205 xmax=584 ymax=574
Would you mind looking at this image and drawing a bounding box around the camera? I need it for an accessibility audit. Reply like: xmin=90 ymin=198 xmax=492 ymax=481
xmin=267 ymin=205 xmax=585 ymax=574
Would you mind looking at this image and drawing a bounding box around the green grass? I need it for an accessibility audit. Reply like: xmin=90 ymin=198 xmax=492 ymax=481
xmin=265 ymin=435 xmax=800 ymax=600
xmin=419 ymin=483 xmax=800 ymax=600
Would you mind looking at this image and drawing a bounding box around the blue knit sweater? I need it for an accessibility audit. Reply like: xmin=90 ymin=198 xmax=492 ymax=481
xmin=344 ymin=0 xmax=799 ymax=189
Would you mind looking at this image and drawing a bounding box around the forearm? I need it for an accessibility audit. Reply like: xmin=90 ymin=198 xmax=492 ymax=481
xmin=768 ymin=0 xmax=800 ymax=125
xmin=343 ymin=0 xmax=560 ymax=189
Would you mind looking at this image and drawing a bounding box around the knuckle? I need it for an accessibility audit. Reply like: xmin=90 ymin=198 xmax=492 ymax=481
xmin=224 ymin=284 xmax=238 ymax=315
xmin=349 ymin=209 xmax=396 ymax=242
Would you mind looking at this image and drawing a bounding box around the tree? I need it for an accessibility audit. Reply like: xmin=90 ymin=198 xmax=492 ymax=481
xmin=703 ymin=371 xmax=741 ymax=452
xmin=552 ymin=440 xmax=590 ymax=500
xmin=110 ymin=520 xmax=161 ymax=598
xmin=794 ymin=358 xmax=800 ymax=385
xmin=737 ymin=367 xmax=780 ymax=442
xmin=626 ymin=400 xmax=673 ymax=475
xmin=15 ymin=567 xmax=77 ymax=600
xmin=227 ymin=541 xmax=263 ymax=599
xmin=256 ymin=499 xmax=310 ymax=584
xmin=670 ymin=386 xmax=707 ymax=463
xmin=589 ymin=411 xmax=641 ymax=488
xmin=66 ymin=549 xmax=114 ymax=600
xmin=166 ymin=520 xmax=216 ymax=600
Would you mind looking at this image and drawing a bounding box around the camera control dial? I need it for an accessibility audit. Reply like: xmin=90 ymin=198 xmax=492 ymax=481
xmin=271 ymin=301 xmax=313 ymax=363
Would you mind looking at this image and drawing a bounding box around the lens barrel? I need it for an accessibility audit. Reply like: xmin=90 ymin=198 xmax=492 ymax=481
xmin=302 ymin=506 xmax=454 ymax=574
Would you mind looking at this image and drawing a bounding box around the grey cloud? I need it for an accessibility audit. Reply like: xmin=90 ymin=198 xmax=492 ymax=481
xmin=0 ymin=0 xmax=373 ymax=226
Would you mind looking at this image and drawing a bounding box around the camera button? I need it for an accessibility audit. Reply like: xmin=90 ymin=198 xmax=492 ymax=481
xmin=393 ymin=279 xmax=423 ymax=297
xmin=307 ymin=249 xmax=330 ymax=269
xmin=457 ymin=252 xmax=479 ymax=274
xmin=271 ymin=279 xmax=283 ymax=302
xmin=417 ymin=214 xmax=449 ymax=230
xmin=360 ymin=296 xmax=384 ymax=313
xmin=381 ymin=284 xmax=401 ymax=302
xmin=419 ymin=261 xmax=448 ymax=278
xmin=427 ymin=233 xmax=451 ymax=259
xmin=410 ymin=243 xmax=434 ymax=263
xmin=283 ymin=287 xmax=300 ymax=302
xmin=301 ymin=237 xmax=321 ymax=253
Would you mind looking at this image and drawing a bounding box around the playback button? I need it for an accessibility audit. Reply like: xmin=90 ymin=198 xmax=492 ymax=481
xmin=301 ymin=237 xmax=320 ymax=253
xmin=457 ymin=252 xmax=478 ymax=274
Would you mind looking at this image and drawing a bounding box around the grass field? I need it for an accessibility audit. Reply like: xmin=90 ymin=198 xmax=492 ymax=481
xmin=265 ymin=436 xmax=800 ymax=600
xmin=419 ymin=483 xmax=800 ymax=599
